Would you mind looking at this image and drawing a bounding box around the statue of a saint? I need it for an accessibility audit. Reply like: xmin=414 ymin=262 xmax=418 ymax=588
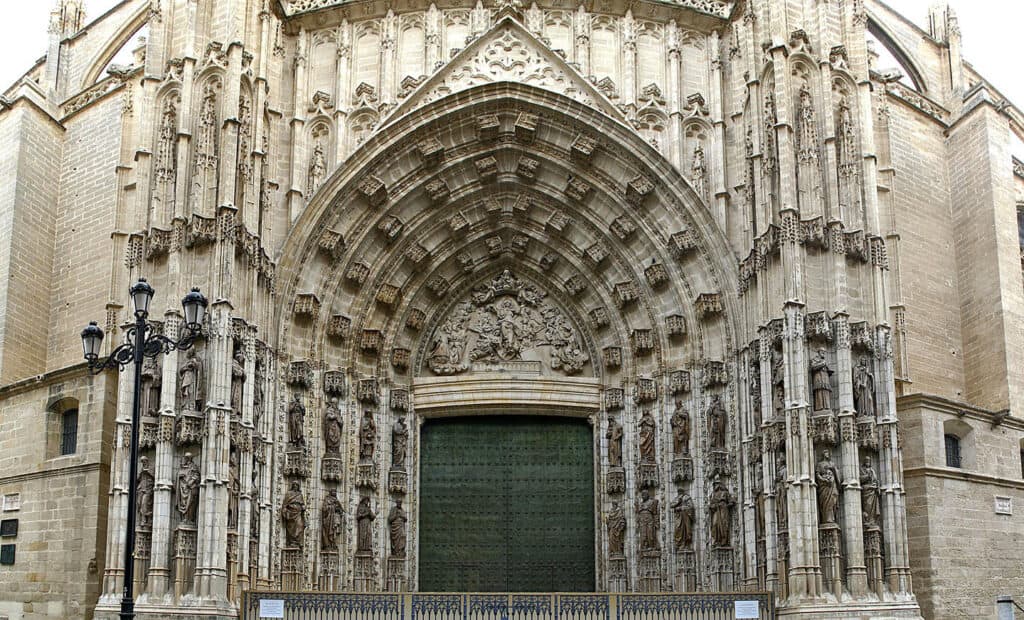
xmin=252 ymin=360 xmax=264 ymax=428
xmin=809 ymin=348 xmax=833 ymax=412
xmin=636 ymin=489 xmax=660 ymax=553
xmin=775 ymin=453 xmax=789 ymax=527
xmin=359 ymin=411 xmax=377 ymax=461
xmin=815 ymin=450 xmax=841 ymax=525
xmin=772 ymin=350 xmax=785 ymax=419
xmin=709 ymin=480 xmax=735 ymax=547
xmin=176 ymin=452 xmax=201 ymax=524
xmin=178 ymin=348 xmax=204 ymax=411
xmin=288 ymin=394 xmax=306 ymax=446
xmin=606 ymin=416 xmax=623 ymax=467
xmin=228 ymin=450 xmax=240 ymax=529
xmin=860 ymin=461 xmax=881 ymax=527
xmin=281 ymin=481 xmax=306 ymax=547
xmin=141 ymin=356 xmax=161 ymax=416
xmin=671 ymin=492 xmax=695 ymax=551
xmin=671 ymin=400 xmax=690 ymax=457
xmin=706 ymin=394 xmax=726 ymax=450
xmin=323 ymin=398 xmax=343 ymax=455
xmin=355 ymin=496 xmax=375 ymax=556
xmin=137 ymin=456 xmax=155 ymax=529
xmin=391 ymin=417 xmax=408 ymax=468
xmin=638 ymin=410 xmax=656 ymax=464
xmin=854 ymin=357 xmax=875 ymax=418
xmin=388 ymin=499 xmax=408 ymax=558
xmin=307 ymin=141 xmax=326 ymax=195
xmin=230 ymin=350 xmax=246 ymax=417
xmin=321 ymin=490 xmax=344 ymax=552
xmin=607 ymin=501 xmax=626 ymax=557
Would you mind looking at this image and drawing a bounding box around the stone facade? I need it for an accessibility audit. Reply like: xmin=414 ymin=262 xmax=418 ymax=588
xmin=0 ymin=0 xmax=1020 ymax=619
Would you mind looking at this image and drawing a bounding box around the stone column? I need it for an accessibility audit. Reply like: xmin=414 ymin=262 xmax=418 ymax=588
xmin=665 ymin=22 xmax=682 ymax=170
xmin=833 ymin=314 xmax=867 ymax=595
xmin=758 ymin=331 xmax=780 ymax=595
xmin=235 ymin=325 xmax=258 ymax=596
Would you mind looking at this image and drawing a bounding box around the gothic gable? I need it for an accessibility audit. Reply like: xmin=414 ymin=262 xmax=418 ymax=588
xmin=381 ymin=15 xmax=630 ymax=128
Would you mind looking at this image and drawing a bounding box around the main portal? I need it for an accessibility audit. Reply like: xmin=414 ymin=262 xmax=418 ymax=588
xmin=418 ymin=416 xmax=595 ymax=592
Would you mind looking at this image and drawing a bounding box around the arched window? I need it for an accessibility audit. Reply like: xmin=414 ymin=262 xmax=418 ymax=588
xmin=47 ymin=398 xmax=80 ymax=458
xmin=944 ymin=433 xmax=961 ymax=468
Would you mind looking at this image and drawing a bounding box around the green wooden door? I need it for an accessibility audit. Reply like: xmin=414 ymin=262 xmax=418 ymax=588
xmin=419 ymin=416 xmax=595 ymax=592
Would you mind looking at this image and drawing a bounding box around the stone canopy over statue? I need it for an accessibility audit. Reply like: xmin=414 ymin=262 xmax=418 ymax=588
xmin=426 ymin=270 xmax=589 ymax=376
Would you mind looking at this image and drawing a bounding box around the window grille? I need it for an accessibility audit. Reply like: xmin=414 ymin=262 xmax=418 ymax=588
xmin=944 ymin=433 xmax=961 ymax=468
xmin=60 ymin=409 xmax=78 ymax=456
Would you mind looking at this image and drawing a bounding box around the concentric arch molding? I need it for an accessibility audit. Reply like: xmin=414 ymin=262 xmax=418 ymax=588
xmin=278 ymin=0 xmax=735 ymax=20
xmin=412 ymin=375 xmax=602 ymax=415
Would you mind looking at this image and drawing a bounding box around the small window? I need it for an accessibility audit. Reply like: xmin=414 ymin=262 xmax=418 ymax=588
xmin=1017 ymin=207 xmax=1024 ymax=250
xmin=944 ymin=433 xmax=961 ymax=468
xmin=1020 ymin=447 xmax=1024 ymax=479
xmin=60 ymin=409 xmax=78 ymax=456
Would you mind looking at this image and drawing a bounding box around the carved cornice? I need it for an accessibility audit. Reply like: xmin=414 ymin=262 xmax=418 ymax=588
xmin=279 ymin=0 xmax=734 ymax=20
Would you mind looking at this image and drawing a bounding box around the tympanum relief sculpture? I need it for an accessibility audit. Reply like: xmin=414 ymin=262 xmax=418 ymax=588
xmin=426 ymin=270 xmax=589 ymax=376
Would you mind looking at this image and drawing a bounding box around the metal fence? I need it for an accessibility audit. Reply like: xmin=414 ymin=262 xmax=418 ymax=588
xmin=240 ymin=592 xmax=775 ymax=620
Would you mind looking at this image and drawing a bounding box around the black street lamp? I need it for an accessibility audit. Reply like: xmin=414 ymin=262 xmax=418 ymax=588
xmin=82 ymin=278 xmax=208 ymax=620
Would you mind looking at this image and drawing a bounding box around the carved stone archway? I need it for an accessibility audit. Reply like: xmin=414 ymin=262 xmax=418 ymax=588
xmin=273 ymin=81 xmax=742 ymax=593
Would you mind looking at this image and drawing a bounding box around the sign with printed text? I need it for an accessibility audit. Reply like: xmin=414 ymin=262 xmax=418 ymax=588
xmin=259 ymin=599 xmax=285 ymax=618
xmin=734 ymin=600 xmax=759 ymax=619
xmin=995 ymin=496 xmax=1012 ymax=515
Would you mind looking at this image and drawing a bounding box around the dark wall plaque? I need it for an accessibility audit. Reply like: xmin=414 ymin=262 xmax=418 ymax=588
xmin=0 ymin=544 xmax=14 ymax=565
xmin=0 ymin=519 xmax=16 ymax=537
xmin=419 ymin=415 xmax=595 ymax=592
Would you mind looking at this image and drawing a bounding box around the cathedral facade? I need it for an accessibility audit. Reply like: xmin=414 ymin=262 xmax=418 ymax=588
xmin=0 ymin=0 xmax=1021 ymax=619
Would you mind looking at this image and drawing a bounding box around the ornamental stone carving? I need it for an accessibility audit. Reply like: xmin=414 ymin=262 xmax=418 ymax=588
xmin=607 ymin=501 xmax=627 ymax=558
xmin=176 ymin=452 xmax=201 ymax=524
xmin=709 ymin=480 xmax=734 ymax=547
xmin=137 ymin=456 xmax=155 ymax=530
xmin=854 ymin=357 xmax=876 ymax=418
xmin=672 ymin=492 xmax=696 ymax=550
xmin=281 ymin=481 xmax=306 ymax=547
xmin=321 ymin=489 xmax=344 ymax=552
xmin=815 ymin=450 xmax=841 ymax=525
xmin=178 ymin=348 xmax=205 ymax=412
xmin=425 ymin=270 xmax=588 ymax=376
xmin=606 ymin=415 xmax=623 ymax=467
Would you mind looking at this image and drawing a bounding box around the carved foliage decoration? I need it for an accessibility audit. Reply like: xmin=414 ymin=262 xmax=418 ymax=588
xmin=425 ymin=270 xmax=589 ymax=376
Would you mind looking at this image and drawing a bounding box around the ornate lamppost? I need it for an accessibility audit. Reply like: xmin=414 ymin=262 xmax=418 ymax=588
xmin=81 ymin=278 xmax=208 ymax=620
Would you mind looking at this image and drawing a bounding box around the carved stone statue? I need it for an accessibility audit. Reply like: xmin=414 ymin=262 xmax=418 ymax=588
xmin=388 ymin=499 xmax=408 ymax=558
xmin=252 ymin=361 xmax=264 ymax=429
xmin=860 ymin=461 xmax=881 ymax=527
xmin=810 ymin=348 xmax=833 ymax=412
xmin=321 ymin=489 xmax=344 ymax=552
xmin=141 ymin=356 xmax=161 ymax=416
xmin=175 ymin=452 xmax=201 ymax=524
xmin=671 ymin=400 xmax=690 ymax=456
xmin=638 ymin=409 xmax=656 ymax=463
xmin=359 ymin=411 xmax=377 ymax=462
xmin=772 ymin=350 xmax=785 ymax=419
xmin=323 ymin=397 xmax=343 ymax=455
xmin=391 ymin=416 xmax=408 ymax=468
xmin=228 ymin=450 xmax=240 ymax=529
xmin=775 ymin=453 xmax=789 ymax=528
xmin=288 ymin=394 xmax=306 ymax=446
xmin=307 ymin=141 xmax=327 ymax=195
xmin=178 ymin=348 xmax=204 ymax=411
xmin=607 ymin=501 xmax=626 ymax=557
xmin=709 ymin=480 xmax=735 ymax=547
xmin=749 ymin=359 xmax=762 ymax=425
xmin=136 ymin=456 xmax=155 ymax=530
xmin=816 ymin=450 xmax=841 ymax=525
xmin=636 ymin=489 xmax=660 ymax=554
xmin=606 ymin=416 xmax=623 ymax=467
xmin=281 ymin=481 xmax=306 ymax=547
xmin=671 ymin=492 xmax=695 ymax=551
xmin=706 ymin=394 xmax=726 ymax=450
xmin=230 ymin=350 xmax=246 ymax=417
xmin=854 ymin=357 xmax=875 ymax=418
xmin=355 ymin=496 xmax=375 ymax=556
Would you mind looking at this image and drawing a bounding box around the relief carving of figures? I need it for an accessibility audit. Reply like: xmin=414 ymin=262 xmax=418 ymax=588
xmin=322 ymin=397 xmax=343 ymax=455
xmin=638 ymin=409 xmax=656 ymax=463
xmin=815 ymin=450 xmax=841 ymax=525
xmin=606 ymin=416 xmax=623 ymax=467
xmin=706 ymin=395 xmax=726 ymax=450
xmin=281 ymin=481 xmax=306 ymax=547
xmin=178 ymin=348 xmax=205 ymax=412
xmin=355 ymin=496 xmax=375 ymax=556
xmin=359 ymin=411 xmax=377 ymax=461
xmin=772 ymin=350 xmax=785 ymax=419
xmin=427 ymin=270 xmax=588 ymax=376
xmin=775 ymin=453 xmax=789 ymax=527
xmin=230 ymin=350 xmax=246 ymax=417
xmin=307 ymin=140 xmax=326 ymax=196
xmin=388 ymin=499 xmax=408 ymax=557
xmin=228 ymin=450 xmax=240 ymax=529
xmin=810 ymin=348 xmax=833 ymax=412
xmin=137 ymin=456 xmax=155 ymax=530
xmin=671 ymin=400 xmax=690 ymax=456
xmin=671 ymin=492 xmax=695 ymax=551
xmin=636 ymin=489 xmax=660 ymax=554
xmin=709 ymin=479 xmax=735 ymax=547
xmin=854 ymin=358 xmax=875 ymax=418
xmin=321 ymin=489 xmax=345 ymax=552
xmin=607 ymin=501 xmax=627 ymax=557
xmin=176 ymin=452 xmax=201 ymax=524
xmin=860 ymin=461 xmax=881 ymax=527
xmin=288 ymin=394 xmax=306 ymax=446
xmin=391 ymin=416 xmax=408 ymax=468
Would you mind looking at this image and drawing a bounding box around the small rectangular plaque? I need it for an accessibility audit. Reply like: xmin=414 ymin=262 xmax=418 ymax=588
xmin=734 ymin=600 xmax=759 ymax=619
xmin=995 ymin=496 xmax=1012 ymax=515
xmin=1 ymin=494 xmax=19 ymax=512
xmin=0 ymin=519 xmax=16 ymax=537
xmin=0 ymin=544 xmax=14 ymax=565
xmin=259 ymin=599 xmax=285 ymax=618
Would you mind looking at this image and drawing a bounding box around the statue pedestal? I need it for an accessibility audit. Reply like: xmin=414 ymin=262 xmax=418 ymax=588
xmin=707 ymin=450 xmax=731 ymax=478
xmin=319 ymin=551 xmax=342 ymax=591
xmin=321 ymin=455 xmax=343 ymax=482
xmin=671 ymin=457 xmax=692 ymax=483
xmin=864 ymin=525 xmax=884 ymax=597
xmin=675 ymin=549 xmax=696 ymax=591
xmin=819 ymin=522 xmax=843 ymax=598
xmin=710 ymin=546 xmax=734 ymax=591
xmin=638 ymin=463 xmax=658 ymax=489
xmin=638 ymin=551 xmax=661 ymax=592
xmin=776 ymin=531 xmax=790 ymax=600
xmin=284 ymin=449 xmax=310 ymax=478
xmin=608 ymin=556 xmax=627 ymax=591
xmin=172 ymin=524 xmax=197 ymax=599
xmin=280 ymin=546 xmax=304 ymax=591
xmin=388 ymin=468 xmax=408 ymax=494
xmin=811 ymin=410 xmax=838 ymax=445
xmin=387 ymin=557 xmax=406 ymax=592
xmin=857 ymin=415 xmax=878 ymax=449
xmin=133 ymin=528 xmax=151 ymax=597
xmin=356 ymin=461 xmax=378 ymax=490
xmin=353 ymin=556 xmax=375 ymax=592
xmin=226 ymin=531 xmax=238 ymax=601
xmin=607 ymin=467 xmax=625 ymax=494
xmin=175 ymin=412 xmax=205 ymax=445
